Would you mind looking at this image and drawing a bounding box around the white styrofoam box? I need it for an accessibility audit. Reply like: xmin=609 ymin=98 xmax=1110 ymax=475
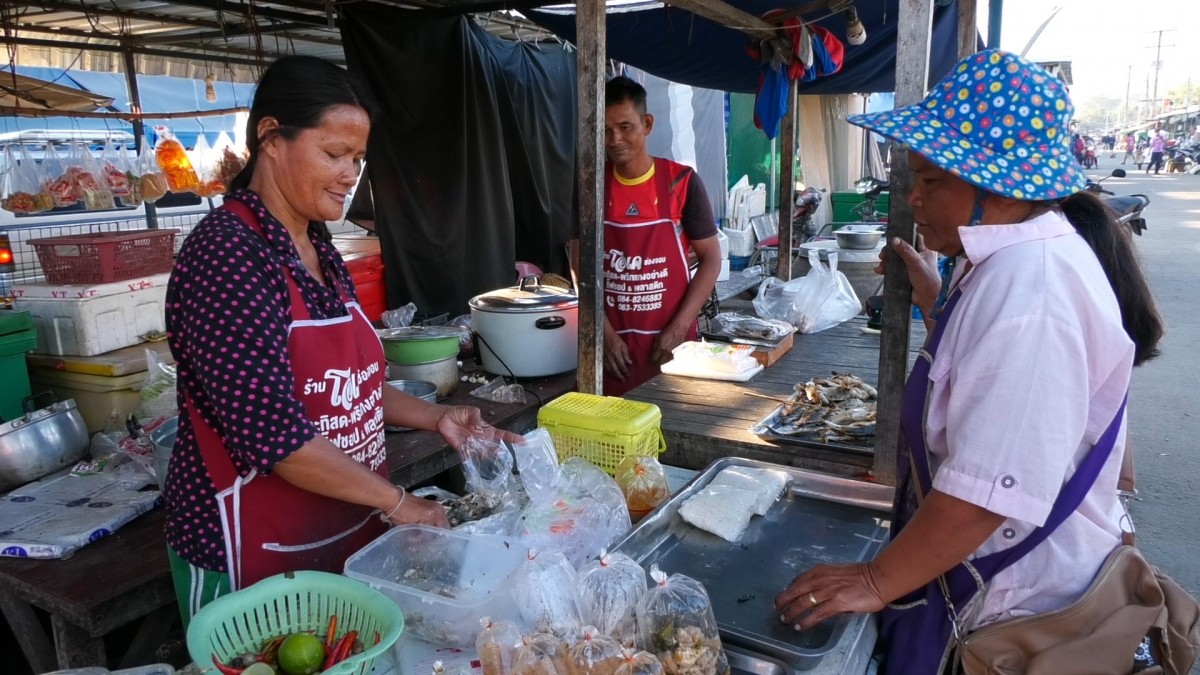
xmin=10 ymin=273 xmax=170 ymax=301
xmin=16 ymin=283 xmax=167 ymax=356
xmin=722 ymin=226 xmax=757 ymax=257
xmin=743 ymin=187 xmax=768 ymax=218
xmin=717 ymin=229 xmax=730 ymax=259
xmin=717 ymin=258 xmax=731 ymax=282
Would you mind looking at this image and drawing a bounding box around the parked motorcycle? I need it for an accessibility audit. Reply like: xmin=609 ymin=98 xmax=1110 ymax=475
xmin=850 ymin=176 xmax=889 ymax=222
xmin=1086 ymin=168 xmax=1149 ymax=236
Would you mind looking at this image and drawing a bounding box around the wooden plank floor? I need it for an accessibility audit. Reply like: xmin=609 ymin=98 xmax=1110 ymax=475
xmin=626 ymin=317 xmax=926 ymax=479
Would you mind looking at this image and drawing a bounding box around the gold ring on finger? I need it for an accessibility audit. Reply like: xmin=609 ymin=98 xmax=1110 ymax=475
xmin=808 ymin=592 xmax=819 ymax=607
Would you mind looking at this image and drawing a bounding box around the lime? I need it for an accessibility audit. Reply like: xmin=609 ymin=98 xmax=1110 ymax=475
xmin=277 ymin=633 xmax=326 ymax=675
xmin=244 ymin=664 xmax=278 ymax=675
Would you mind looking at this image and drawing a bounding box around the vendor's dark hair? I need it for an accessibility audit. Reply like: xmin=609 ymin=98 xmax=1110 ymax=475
xmin=1058 ymin=191 xmax=1163 ymax=365
xmin=606 ymin=76 xmax=648 ymax=114
xmin=229 ymin=55 xmax=374 ymax=240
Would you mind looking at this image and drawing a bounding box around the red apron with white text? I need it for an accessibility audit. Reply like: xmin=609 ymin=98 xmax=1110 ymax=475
xmin=189 ymin=200 xmax=388 ymax=590
xmin=603 ymin=158 xmax=698 ymax=396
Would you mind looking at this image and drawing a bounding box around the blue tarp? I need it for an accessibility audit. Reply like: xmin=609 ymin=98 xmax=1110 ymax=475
xmin=526 ymin=0 xmax=963 ymax=95
xmin=1 ymin=67 xmax=254 ymax=149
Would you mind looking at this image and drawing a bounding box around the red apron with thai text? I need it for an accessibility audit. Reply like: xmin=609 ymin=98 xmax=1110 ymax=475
xmin=603 ymin=158 xmax=698 ymax=396
xmin=189 ymin=200 xmax=388 ymax=590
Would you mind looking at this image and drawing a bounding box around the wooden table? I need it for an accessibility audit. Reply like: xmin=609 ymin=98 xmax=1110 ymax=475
xmin=0 ymin=367 xmax=575 ymax=672
xmin=625 ymin=317 xmax=925 ymax=479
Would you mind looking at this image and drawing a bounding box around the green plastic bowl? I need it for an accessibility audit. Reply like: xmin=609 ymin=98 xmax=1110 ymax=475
xmin=186 ymin=570 xmax=404 ymax=675
xmin=377 ymin=327 xmax=461 ymax=365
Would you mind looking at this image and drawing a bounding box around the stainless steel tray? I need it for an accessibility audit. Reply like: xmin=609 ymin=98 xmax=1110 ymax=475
xmin=749 ymin=404 xmax=875 ymax=457
xmin=614 ymin=458 xmax=892 ymax=672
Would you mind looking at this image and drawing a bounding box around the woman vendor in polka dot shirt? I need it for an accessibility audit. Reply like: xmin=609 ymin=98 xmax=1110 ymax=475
xmin=163 ymin=55 xmax=520 ymax=623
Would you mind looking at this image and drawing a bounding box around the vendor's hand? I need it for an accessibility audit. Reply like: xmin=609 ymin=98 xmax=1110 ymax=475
xmin=435 ymin=405 xmax=523 ymax=449
xmin=604 ymin=330 xmax=633 ymax=380
xmin=875 ymin=236 xmax=941 ymax=318
xmin=385 ymin=487 xmax=450 ymax=529
xmin=775 ymin=562 xmax=887 ymax=632
xmin=650 ymin=322 xmax=689 ymax=366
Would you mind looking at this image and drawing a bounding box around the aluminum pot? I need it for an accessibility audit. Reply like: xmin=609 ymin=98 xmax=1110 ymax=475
xmin=387 ymin=356 xmax=459 ymax=398
xmin=377 ymin=326 xmax=463 ymax=365
xmin=469 ymin=277 xmax=578 ymax=378
xmin=0 ymin=397 xmax=90 ymax=492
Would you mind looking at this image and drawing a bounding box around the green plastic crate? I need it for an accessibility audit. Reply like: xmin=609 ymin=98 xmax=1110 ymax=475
xmin=537 ymin=392 xmax=666 ymax=474
xmin=831 ymin=191 xmax=890 ymax=224
xmin=0 ymin=314 xmax=36 ymax=421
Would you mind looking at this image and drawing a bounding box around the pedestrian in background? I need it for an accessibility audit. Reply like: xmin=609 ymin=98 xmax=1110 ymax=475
xmin=1122 ymin=133 xmax=1135 ymax=165
xmin=1148 ymin=131 xmax=1166 ymax=174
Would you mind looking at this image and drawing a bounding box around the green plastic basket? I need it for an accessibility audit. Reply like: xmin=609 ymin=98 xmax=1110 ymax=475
xmin=186 ymin=571 xmax=404 ymax=674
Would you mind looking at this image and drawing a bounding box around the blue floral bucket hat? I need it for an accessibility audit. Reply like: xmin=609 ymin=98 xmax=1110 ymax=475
xmin=847 ymin=49 xmax=1086 ymax=201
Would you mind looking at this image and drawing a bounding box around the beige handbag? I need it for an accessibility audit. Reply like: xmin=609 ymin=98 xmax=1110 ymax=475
xmin=952 ymin=448 xmax=1200 ymax=675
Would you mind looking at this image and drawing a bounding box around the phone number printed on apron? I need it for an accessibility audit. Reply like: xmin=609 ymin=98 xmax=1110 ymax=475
xmin=606 ymin=251 xmax=670 ymax=314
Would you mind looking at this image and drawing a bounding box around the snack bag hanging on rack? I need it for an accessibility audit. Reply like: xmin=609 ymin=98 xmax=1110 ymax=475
xmin=477 ymin=617 xmax=523 ymax=675
xmin=101 ymin=138 xmax=132 ymax=199
xmin=635 ymin=566 xmax=730 ymax=675
xmin=1 ymin=146 xmax=53 ymax=214
xmin=120 ymin=142 xmax=144 ymax=207
xmin=155 ymin=133 xmax=200 ymax=193
xmin=75 ymin=143 xmax=115 ymax=210
xmin=211 ymin=130 xmax=243 ymax=194
xmin=567 ymin=627 xmax=625 ymax=675
xmin=575 ymin=550 xmax=647 ymax=647
xmin=191 ymin=134 xmax=222 ymax=198
xmin=42 ymin=142 xmax=77 ymax=208
xmin=138 ymin=141 xmax=169 ymax=203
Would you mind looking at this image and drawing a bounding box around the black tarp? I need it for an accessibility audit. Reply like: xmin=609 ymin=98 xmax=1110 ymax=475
xmin=341 ymin=7 xmax=577 ymax=315
xmin=527 ymin=0 xmax=962 ymax=95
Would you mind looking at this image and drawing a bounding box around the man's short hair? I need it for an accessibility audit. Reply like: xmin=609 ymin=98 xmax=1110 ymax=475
xmin=606 ymin=76 xmax=648 ymax=115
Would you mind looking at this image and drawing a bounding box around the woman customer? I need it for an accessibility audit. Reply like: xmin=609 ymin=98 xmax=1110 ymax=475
xmin=775 ymin=50 xmax=1164 ymax=673
xmin=164 ymin=55 xmax=517 ymax=622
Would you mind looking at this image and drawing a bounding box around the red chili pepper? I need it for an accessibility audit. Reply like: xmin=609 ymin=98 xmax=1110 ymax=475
xmin=212 ymin=653 xmax=244 ymax=675
xmin=259 ymin=635 xmax=285 ymax=666
xmin=334 ymin=630 xmax=359 ymax=665
xmin=374 ymin=631 xmax=381 ymax=646
xmin=325 ymin=614 xmax=339 ymax=652
xmin=323 ymin=631 xmax=350 ymax=671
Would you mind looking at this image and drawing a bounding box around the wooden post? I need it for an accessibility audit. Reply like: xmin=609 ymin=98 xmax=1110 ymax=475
xmin=775 ymin=79 xmax=798 ymax=281
xmin=873 ymin=0 xmax=934 ymax=486
xmin=987 ymin=0 xmax=1004 ymax=49
xmin=958 ymin=0 xmax=978 ymax=58
xmin=123 ymin=45 xmax=158 ymax=230
xmin=575 ymin=0 xmax=606 ymax=395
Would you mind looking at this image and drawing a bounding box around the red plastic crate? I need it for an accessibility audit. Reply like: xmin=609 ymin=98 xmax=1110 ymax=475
xmin=27 ymin=229 xmax=180 ymax=285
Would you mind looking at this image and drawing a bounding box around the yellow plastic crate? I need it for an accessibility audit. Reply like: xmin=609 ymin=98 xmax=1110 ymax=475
xmin=537 ymin=392 xmax=666 ymax=474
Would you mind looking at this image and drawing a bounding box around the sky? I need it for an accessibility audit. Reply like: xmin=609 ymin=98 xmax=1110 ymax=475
xmin=980 ymin=0 xmax=1200 ymax=108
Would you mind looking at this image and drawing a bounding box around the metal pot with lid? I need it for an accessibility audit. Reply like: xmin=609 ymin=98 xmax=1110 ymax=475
xmin=0 ymin=394 xmax=90 ymax=492
xmin=469 ymin=276 xmax=579 ymax=378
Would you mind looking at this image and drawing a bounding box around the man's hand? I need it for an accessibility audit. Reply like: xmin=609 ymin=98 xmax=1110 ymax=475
xmin=604 ymin=326 xmax=633 ymax=380
xmin=650 ymin=321 xmax=689 ymax=365
xmin=876 ymin=235 xmax=941 ymax=318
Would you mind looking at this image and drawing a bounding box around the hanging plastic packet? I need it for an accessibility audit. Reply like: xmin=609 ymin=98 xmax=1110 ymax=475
xmin=513 ymin=633 xmax=570 ymax=675
xmin=139 ymin=141 xmax=170 ymax=203
xmin=2 ymin=145 xmax=52 ymax=214
xmin=42 ymin=142 xmax=77 ymax=208
xmin=191 ymin=134 xmax=221 ymax=198
xmin=614 ymin=650 xmax=663 ymax=675
xmin=568 ymin=627 xmax=624 ymax=675
xmin=477 ymin=617 xmax=523 ymax=675
xmin=458 ymin=433 xmax=515 ymax=502
xmin=635 ymin=565 xmax=730 ymax=675
xmin=575 ymin=550 xmax=647 ymax=647
xmin=75 ymin=143 xmax=115 ymax=210
xmin=212 ymin=130 xmax=243 ymax=193
xmin=614 ymin=456 xmax=670 ymax=519
xmin=509 ymin=549 xmax=585 ymax=640
xmin=155 ymin=133 xmax=200 ymax=193
xmin=101 ymin=138 xmax=132 ymax=199
xmin=119 ymin=142 xmax=143 ymax=207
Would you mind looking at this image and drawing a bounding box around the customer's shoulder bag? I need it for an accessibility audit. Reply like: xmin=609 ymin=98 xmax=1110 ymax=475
xmin=936 ymin=432 xmax=1200 ymax=675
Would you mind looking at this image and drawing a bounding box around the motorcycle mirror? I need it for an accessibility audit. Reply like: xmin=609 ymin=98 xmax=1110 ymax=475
xmin=1111 ymin=169 xmax=1127 ymax=178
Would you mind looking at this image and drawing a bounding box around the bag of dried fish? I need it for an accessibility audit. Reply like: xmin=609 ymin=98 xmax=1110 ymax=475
xmin=576 ymin=550 xmax=647 ymax=647
xmin=514 ymin=633 xmax=571 ymax=675
xmin=615 ymin=455 xmax=670 ymax=519
xmin=510 ymin=549 xmax=585 ymax=640
xmin=636 ymin=566 xmax=730 ymax=675
xmin=711 ymin=313 xmax=793 ymax=342
xmin=614 ymin=649 xmax=664 ymax=675
xmin=707 ymin=466 xmax=790 ymax=516
xmin=478 ymin=617 xmax=523 ymax=675
xmin=568 ymin=627 xmax=625 ymax=675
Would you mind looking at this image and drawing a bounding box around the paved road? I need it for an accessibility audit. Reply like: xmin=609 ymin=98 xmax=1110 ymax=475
xmin=1086 ymin=152 xmax=1200 ymax=672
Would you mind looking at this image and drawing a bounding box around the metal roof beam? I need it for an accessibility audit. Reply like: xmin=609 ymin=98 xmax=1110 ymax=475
xmin=25 ymin=0 xmax=225 ymax=29
xmin=136 ymin=21 xmax=323 ymax=45
xmin=4 ymin=34 xmax=276 ymax=67
xmin=145 ymin=0 xmax=329 ymax=27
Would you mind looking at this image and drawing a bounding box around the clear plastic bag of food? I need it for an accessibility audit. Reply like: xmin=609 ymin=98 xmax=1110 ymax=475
xmin=478 ymin=617 xmax=524 ymax=675
xmin=510 ymin=549 xmax=585 ymax=640
xmin=118 ymin=141 xmax=143 ymax=207
xmin=191 ymin=134 xmax=224 ymax=198
xmin=101 ymin=138 xmax=132 ymax=198
xmin=155 ymin=134 xmax=200 ymax=193
xmin=208 ymin=131 xmax=242 ymax=195
xmin=471 ymin=376 xmax=528 ymax=404
xmin=568 ymin=627 xmax=625 ymax=675
xmin=615 ymin=456 xmax=670 ymax=519
xmin=138 ymin=142 xmax=169 ymax=203
xmin=1 ymin=145 xmax=53 ymax=214
xmin=512 ymin=428 xmax=563 ymax=502
xmin=636 ymin=566 xmax=730 ymax=675
xmin=459 ymin=433 xmax=515 ymax=502
xmin=41 ymin=142 xmax=77 ymax=208
xmin=136 ymin=349 xmax=178 ymax=420
xmin=576 ymin=550 xmax=647 ymax=647
xmin=711 ymin=312 xmax=794 ymax=342
xmin=74 ymin=143 xmax=115 ymax=210
xmin=514 ymin=633 xmax=570 ymax=675
xmin=615 ymin=649 xmax=664 ymax=675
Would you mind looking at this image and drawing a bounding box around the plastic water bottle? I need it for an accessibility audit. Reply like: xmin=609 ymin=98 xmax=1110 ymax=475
xmin=744 ymin=264 xmax=765 ymax=276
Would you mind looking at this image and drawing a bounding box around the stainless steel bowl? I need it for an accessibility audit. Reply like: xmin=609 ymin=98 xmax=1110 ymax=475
xmin=0 ymin=399 xmax=90 ymax=492
xmin=385 ymin=380 xmax=439 ymax=433
xmin=834 ymin=230 xmax=883 ymax=250
xmin=387 ymin=356 xmax=459 ymax=398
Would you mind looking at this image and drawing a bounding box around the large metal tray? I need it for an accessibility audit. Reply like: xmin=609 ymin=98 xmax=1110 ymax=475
xmin=614 ymin=458 xmax=892 ymax=673
xmin=749 ymin=403 xmax=875 ymax=457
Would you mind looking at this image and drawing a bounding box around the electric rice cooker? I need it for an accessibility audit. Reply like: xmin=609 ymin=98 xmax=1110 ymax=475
xmin=468 ymin=277 xmax=578 ymax=378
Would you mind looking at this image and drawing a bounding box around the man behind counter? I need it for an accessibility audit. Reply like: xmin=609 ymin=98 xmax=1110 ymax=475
xmin=572 ymin=76 xmax=722 ymax=396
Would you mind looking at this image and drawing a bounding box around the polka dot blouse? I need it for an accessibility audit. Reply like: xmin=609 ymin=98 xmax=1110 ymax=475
xmin=164 ymin=189 xmax=360 ymax=572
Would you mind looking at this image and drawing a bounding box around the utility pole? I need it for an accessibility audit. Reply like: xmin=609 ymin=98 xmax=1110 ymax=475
xmin=1146 ymin=29 xmax=1176 ymax=119
xmin=1124 ymin=65 xmax=1132 ymax=127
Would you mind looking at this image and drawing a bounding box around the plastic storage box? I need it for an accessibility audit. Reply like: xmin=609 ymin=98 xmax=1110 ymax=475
xmin=536 ymin=392 xmax=666 ymax=474
xmin=343 ymin=525 xmax=527 ymax=647
xmin=830 ymin=191 xmax=890 ymax=224
xmin=28 ymin=368 xmax=145 ymax=432
xmin=0 ymin=310 xmax=37 ymax=421
xmin=333 ymin=235 xmax=386 ymax=324
xmin=16 ymin=274 xmax=168 ymax=356
xmin=27 ymin=229 xmax=178 ymax=285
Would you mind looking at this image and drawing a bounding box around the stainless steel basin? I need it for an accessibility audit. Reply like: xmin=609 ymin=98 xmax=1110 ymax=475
xmin=0 ymin=399 xmax=89 ymax=491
